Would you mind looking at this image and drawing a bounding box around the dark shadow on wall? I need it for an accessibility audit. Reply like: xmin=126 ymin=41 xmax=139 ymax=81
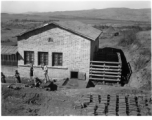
xmin=17 ymin=52 xmax=24 ymax=61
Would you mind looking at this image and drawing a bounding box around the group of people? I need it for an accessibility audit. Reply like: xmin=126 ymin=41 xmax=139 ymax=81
xmin=1 ymin=63 xmax=49 ymax=85
xmin=1 ymin=70 xmax=21 ymax=83
xmin=30 ymin=63 xmax=49 ymax=83
xmin=2 ymin=63 xmax=58 ymax=91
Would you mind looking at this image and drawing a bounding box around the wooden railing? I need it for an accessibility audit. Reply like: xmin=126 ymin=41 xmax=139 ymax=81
xmin=89 ymin=60 xmax=122 ymax=82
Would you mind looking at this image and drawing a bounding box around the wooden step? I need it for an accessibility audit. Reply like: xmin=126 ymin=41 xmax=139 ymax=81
xmin=90 ymin=61 xmax=121 ymax=64
xmin=89 ymin=74 xmax=121 ymax=78
xmin=89 ymin=78 xmax=120 ymax=82
xmin=90 ymin=64 xmax=121 ymax=68
xmin=90 ymin=71 xmax=121 ymax=75
xmin=90 ymin=68 xmax=121 ymax=72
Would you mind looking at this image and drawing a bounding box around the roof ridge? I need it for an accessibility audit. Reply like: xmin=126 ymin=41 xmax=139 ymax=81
xmin=17 ymin=21 xmax=102 ymax=41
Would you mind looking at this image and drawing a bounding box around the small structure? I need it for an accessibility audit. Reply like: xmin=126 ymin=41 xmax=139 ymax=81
xmin=87 ymin=47 xmax=131 ymax=87
xmin=17 ymin=21 xmax=102 ymax=81
xmin=101 ymin=27 xmax=120 ymax=39
xmin=1 ymin=45 xmax=18 ymax=66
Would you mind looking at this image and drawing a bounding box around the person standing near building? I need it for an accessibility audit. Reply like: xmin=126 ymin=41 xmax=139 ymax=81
xmin=29 ymin=63 xmax=34 ymax=82
xmin=15 ymin=70 xmax=21 ymax=83
xmin=41 ymin=63 xmax=49 ymax=83
xmin=1 ymin=72 xmax=6 ymax=83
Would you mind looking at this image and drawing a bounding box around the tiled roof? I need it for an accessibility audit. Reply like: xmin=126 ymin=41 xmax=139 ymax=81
xmin=1 ymin=45 xmax=17 ymax=55
xmin=17 ymin=21 xmax=102 ymax=41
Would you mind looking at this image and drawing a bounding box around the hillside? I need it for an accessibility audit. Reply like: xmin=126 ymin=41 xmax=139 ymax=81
xmin=98 ymin=28 xmax=151 ymax=90
xmin=1 ymin=8 xmax=151 ymax=22
xmin=1 ymin=8 xmax=151 ymax=44
xmin=23 ymin=8 xmax=151 ymax=22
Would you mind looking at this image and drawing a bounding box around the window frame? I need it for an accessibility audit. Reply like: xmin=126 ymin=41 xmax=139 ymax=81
xmin=38 ymin=52 xmax=48 ymax=65
xmin=52 ymin=52 xmax=63 ymax=66
xmin=24 ymin=51 xmax=34 ymax=65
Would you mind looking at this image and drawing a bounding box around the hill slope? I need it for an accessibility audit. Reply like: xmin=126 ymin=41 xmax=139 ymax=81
xmin=24 ymin=8 xmax=151 ymax=22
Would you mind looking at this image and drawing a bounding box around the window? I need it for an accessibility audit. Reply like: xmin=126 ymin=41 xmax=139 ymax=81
xmin=52 ymin=53 xmax=63 ymax=66
xmin=71 ymin=71 xmax=78 ymax=79
xmin=38 ymin=52 xmax=48 ymax=65
xmin=24 ymin=51 xmax=34 ymax=64
xmin=4 ymin=55 xmax=7 ymax=61
xmin=48 ymin=37 xmax=53 ymax=42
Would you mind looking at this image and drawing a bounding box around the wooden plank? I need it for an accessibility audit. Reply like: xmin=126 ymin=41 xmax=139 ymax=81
xmin=90 ymin=64 xmax=121 ymax=68
xmin=117 ymin=53 xmax=122 ymax=64
xmin=90 ymin=74 xmax=121 ymax=78
xmin=90 ymin=61 xmax=121 ymax=64
xmin=89 ymin=78 xmax=120 ymax=82
xmin=90 ymin=68 xmax=121 ymax=71
xmin=90 ymin=71 xmax=121 ymax=75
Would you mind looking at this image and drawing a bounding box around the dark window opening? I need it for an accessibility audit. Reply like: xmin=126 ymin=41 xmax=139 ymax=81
xmin=48 ymin=37 xmax=53 ymax=42
xmin=71 ymin=71 xmax=78 ymax=79
xmin=24 ymin=51 xmax=34 ymax=65
xmin=38 ymin=52 xmax=48 ymax=65
xmin=52 ymin=53 xmax=62 ymax=66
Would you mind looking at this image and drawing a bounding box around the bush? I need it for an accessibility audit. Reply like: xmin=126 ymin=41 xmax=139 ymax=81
xmin=134 ymin=48 xmax=151 ymax=71
xmin=118 ymin=30 xmax=137 ymax=47
xmin=134 ymin=57 xmax=149 ymax=71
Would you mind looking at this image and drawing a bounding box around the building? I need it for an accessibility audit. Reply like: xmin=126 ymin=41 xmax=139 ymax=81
xmin=17 ymin=21 xmax=102 ymax=81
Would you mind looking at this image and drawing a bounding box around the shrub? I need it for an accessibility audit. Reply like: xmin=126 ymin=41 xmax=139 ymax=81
xmin=118 ymin=30 xmax=137 ymax=47
xmin=134 ymin=49 xmax=151 ymax=71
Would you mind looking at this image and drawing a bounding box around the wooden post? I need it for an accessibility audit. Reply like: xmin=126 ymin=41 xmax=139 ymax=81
xmin=103 ymin=80 xmax=105 ymax=85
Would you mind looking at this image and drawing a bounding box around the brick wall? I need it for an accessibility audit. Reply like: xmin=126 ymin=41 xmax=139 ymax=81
xmin=18 ymin=26 xmax=91 ymax=81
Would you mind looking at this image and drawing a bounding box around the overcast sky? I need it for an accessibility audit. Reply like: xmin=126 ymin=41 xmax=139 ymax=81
xmin=1 ymin=0 xmax=151 ymax=13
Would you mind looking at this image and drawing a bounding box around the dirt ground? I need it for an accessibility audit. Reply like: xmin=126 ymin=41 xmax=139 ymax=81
xmin=1 ymin=79 xmax=152 ymax=116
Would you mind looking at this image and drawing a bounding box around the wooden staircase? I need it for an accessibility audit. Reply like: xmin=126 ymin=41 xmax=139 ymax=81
xmin=89 ymin=53 xmax=122 ymax=84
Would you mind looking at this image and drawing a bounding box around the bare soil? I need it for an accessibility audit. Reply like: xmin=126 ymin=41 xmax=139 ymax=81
xmin=1 ymin=79 xmax=151 ymax=116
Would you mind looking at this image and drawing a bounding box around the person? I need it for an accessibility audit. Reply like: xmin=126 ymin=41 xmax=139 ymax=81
xmin=15 ymin=70 xmax=21 ymax=83
xmin=29 ymin=63 xmax=34 ymax=82
xmin=34 ymin=77 xmax=42 ymax=87
xmin=1 ymin=72 xmax=6 ymax=83
xmin=43 ymin=80 xmax=57 ymax=91
xmin=41 ymin=63 xmax=49 ymax=83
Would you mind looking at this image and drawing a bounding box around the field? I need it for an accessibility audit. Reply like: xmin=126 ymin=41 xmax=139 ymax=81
xmin=1 ymin=8 xmax=151 ymax=116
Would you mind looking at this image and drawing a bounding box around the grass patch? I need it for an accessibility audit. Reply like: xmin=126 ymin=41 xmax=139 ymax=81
xmin=118 ymin=30 xmax=137 ymax=47
xmin=134 ymin=48 xmax=151 ymax=71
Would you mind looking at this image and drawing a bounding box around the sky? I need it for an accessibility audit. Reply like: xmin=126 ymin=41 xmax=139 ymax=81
xmin=1 ymin=0 xmax=151 ymax=13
